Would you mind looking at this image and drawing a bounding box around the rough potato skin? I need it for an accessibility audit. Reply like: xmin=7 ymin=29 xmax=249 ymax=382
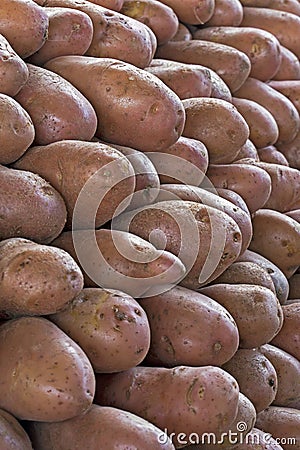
xmin=0 ymin=35 xmax=29 ymax=96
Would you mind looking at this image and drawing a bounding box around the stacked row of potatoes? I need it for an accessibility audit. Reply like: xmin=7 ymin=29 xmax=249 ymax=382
xmin=0 ymin=0 xmax=299 ymax=448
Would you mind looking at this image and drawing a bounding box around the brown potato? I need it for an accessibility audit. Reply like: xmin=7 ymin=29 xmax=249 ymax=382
xmin=272 ymin=46 xmax=300 ymax=81
xmin=0 ymin=238 xmax=83 ymax=317
xmin=44 ymin=56 xmax=185 ymax=152
xmin=0 ymin=34 xmax=29 ymax=96
xmin=0 ymin=408 xmax=33 ymax=450
xmin=204 ymin=0 xmax=243 ymax=27
xmin=139 ymin=285 xmax=239 ymax=367
xmin=232 ymin=97 xmax=279 ymax=149
xmin=182 ymin=97 xmax=249 ymax=164
xmin=170 ymin=23 xmax=192 ymax=41
xmin=276 ymin=129 xmax=300 ymax=169
xmin=0 ymin=316 xmax=95 ymax=421
xmin=268 ymin=80 xmax=300 ymax=115
xmin=157 ymin=0 xmax=215 ymax=25
xmin=155 ymin=40 xmax=251 ymax=93
xmin=271 ymin=303 xmax=300 ymax=361
xmin=249 ymin=209 xmax=300 ymax=278
xmin=15 ymin=64 xmax=97 ymax=146
xmin=0 ymin=165 xmax=66 ymax=244
xmin=0 ymin=94 xmax=35 ymax=165
xmin=257 ymin=145 xmax=289 ymax=166
xmin=200 ymin=283 xmax=283 ymax=348
xmin=28 ymin=404 xmax=175 ymax=450
xmin=0 ymin=0 xmax=49 ymax=58
xmin=233 ymin=139 xmax=259 ymax=162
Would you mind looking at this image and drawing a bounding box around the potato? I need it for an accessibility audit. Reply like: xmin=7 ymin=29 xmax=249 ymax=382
xmin=0 ymin=94 xmax=35 ymax=165
xmin=0 ymin=0 xmax=49 ymax=58
xmin=255 ymin=406 xmax=300 ymax=450
xmin=260 ymin=344 xmax=300 ymax=408
xmin=170 ymin=23 xmax=192 ymax=42
xmin=288 ymin=273 xmax=300 ymax=299
xmin=232 ymin=97 xmax=279 ymax=149
xmin=139 ymin=285 xmax=239 ymax=367
xmin=285 ymin=209 xmax=300 ymax=223
xmin=45 ymin=56 xmax=185 ymax=152
xmin=182 ymin=98 xmax=249 ymax=164
xmin=209 ymin=68 xmax=232 ymax=102
xmin=200 ymin=283 xmax=283 ymax=348
xmin=240 ymin=0 xmax=300 ymax=15
xmin=231 ymin=427 xmax=284 ymax=450
xmin=0 ymin=34 xmax=29 ymax=96
xmin=146 ymin=136 xmax=209 ymax=186
xmin=28 ymin=7 xmax=93 ymax=65
xmin=272 ymin=46 xmax=300 ymax=81
xmin=95 ymin=365 xmax=240 ymax=447
xmin=15 ymin=64 xmax=97 ymax=146
xmin=0 ymin=237 xmax=83 ymax=317
xmin=13 ymin=140 xmax=136 ymax=229
xmin=233 ymin=140 xmax=259 ymax=162
xmin=114 ymin=200 xmax=243 ymax=289
xmin=204 ymin=0 xmax=243 ymax=27
xmin=88 ymin=0 xmax=124 ymax=9
xmin=204 ymin=163 xmax=272 ymax=213
xmin=155 ymin=40 xmax=251 ymax=93
xmin=0 ymin=408 xmax=33 ymax=450
xmin=257 ymin=146 xmax=289 ymax=166
xmin=120 ymin=0 xmax=179 ymax=45
xmin=49 ymin=287 xmax=150 ymax=372
xmin=276 ymin=129 xmax=300 ymax=169
xmin=157 ymin=0 xmax=215 ymax=25
xmin=0 ymin=165 xmax=66 ymax=244
xmin=271 ymin=303 xmax=300 ymax=361
xmin=268 ymin=80 xmax=300 ymax=115
xmin=0 ymin=316 xmax=95 ymax=421
xmin=44 ymin=0 xmax=157 ymax=68
xmin=241 ymin=7 xmax=300 ymax=59
xmin=145 ymin=59 xmax=212 ymax=100
xmin=193 ymin=27 xmax=281 ymax=82
xmin=52 ymin=228 xmax=186 ymax=298
xmin=28 ymin=404 xmax=175 ymax=450
xmin=216 ymin=188 xmax=251 ymax=214
xmin=249 ymin=209 xmax=300 ymax=279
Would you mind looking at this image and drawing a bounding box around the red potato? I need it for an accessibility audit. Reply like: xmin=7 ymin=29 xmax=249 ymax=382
xmin=241 ymin=7 xmax=300 ymax=59
xmin=209 ymin=68 xmax=232 ymax=102
xmin=272 ymin=46 xmax=300 ymax=81
xmin=276 ymin=129 xmax=300 ymax=169
xmin=271 ymin=303 xmax=300 ymax=361
xmin=155 ymin=40 xmax=251 ymax=93
xmin=233 ymin=140 xmax=259 ymax=162
xmin=0 ymin=0 xmax=49 ymax=58
xmin=44 ymin=56 xmax=185 ymax=152
xmin=239 ymin=0 xmax=300 ymax=16
xmin=216 ymin=188 xmax=251 ymax=214
xmin=28 ymin=7 xmax=93 ymax=65
xmin=157 ymin=0 xmax=215 ymax=25
xmin=234 ymin=77 xmax=300 ymax=145
xmin=0 ymin=34 xmax=29 ymax=97
xmin=0 ymin=408 xmax=33 ymax=450
xmin=170 ymin=23 xmax=192 ymax=42
xmin=120 ymin=0 xmax=179 ymax=45
xmin=257 ymin=146 xmax=289 ymax=166
xmin=203 ymin=0 xmax=244 ymax=27
xmin=44 ymin=0 xmax=157 ymax=68
xmin=268 ymin=80 xmax=300 ymax=116
xmin=14 ymin=64 xmax=97 ymax=146
xmin=193 ymin=26 xmax=281 ymax=82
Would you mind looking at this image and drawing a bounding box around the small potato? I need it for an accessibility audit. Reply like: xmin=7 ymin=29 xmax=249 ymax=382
xmin=232 ymin=97 xmax=279 ymax=149
xmin=182 ymin=97 xmax=250 ymax=164
xmin=0 ymin=408 xmax=33 ymax=450
xmin=271 ymin=303 xmax=300 ymax=361
xmin=50 ymin=287 xmax=151 ymax=373
xmin=276 ymin=129 xmax=300 ymax=169
xmin=0 ymin=316 xmax=95 ymax=421
xmin=268 ymin=80 xmax=300 ymax=115
xmin=272 ymin=46 xmax=300 ymax=81
xmin=139 ymin=285 xmax=239 ymax=367
xmin=233 ymin=139 xmax=259 ymax=162
xmin=204 ymin=0 xmax=243 ymax=27
xmin=257 ymin=145 xmax=289 ymax=166
xmin=0 ymin=93 xmax=35 ymax=165
xmin=28 ymin=404 xmax=175 ymax=450
xmin=157 ymin=0 xmax=215 ymax=25
xmin=0 ymin=237 xmax=83 ymax=317
xmin=44 ymin=56 xmax=185 ymax=152
xmin=249 ymin=209 xmax=300 ymax=278
xmin=0 ymin=34 xmax=29 ymax=96
xmin=0 ymin=165 xmax=67 ymax=244
xmin=200 ymin=283 xmax=283 ymax=348
xmin=170 ymin=23 xmax=192 ymax=42
xmin=216 ymin=188 xmax=251 ymax=214
xmin=15 ymin=64 xmax=97 ymax=146
xmin=95 ymin=365 xmax=240 ymax=447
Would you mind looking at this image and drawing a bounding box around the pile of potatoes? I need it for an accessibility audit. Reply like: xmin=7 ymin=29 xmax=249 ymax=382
xmin=0 ymin=0 xmax=300 ymax=448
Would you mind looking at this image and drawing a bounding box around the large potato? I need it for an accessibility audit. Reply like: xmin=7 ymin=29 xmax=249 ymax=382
xmin=0 ymin=34 xmax=29 ymax=96
xmin=271 ymin=303 xmax=300 ymax=361
xmin=45 ymin=56 xmax=185 ymax=152
xmin=0 ymin=408 xmax=33 ymax=450
xmin=0 ymin=316 xmax=95 ymax=421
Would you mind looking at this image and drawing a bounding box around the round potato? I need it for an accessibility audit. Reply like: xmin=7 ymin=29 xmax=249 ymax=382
xmin=0 ymin=34 xmax=29 ymax=97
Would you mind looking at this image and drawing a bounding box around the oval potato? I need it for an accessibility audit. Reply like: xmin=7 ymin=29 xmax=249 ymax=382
xmin=204 ymin=0 xmax=243 ymax=27
xmin=0 ymin=34 xmax=29 ymax=97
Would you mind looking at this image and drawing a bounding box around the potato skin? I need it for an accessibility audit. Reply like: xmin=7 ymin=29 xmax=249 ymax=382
xmin=0 ymin=165 xmax=67 ymax=244
xmin=209 ymin=68 xmax=233 ymax=102
xmin=28 ymin=404 xmax=175 ymax=450
xmin=85 ymin=0 xmax=124 ymax=10
xmin=0 ymin=238 xmax=84 ymax=317
xmin=272 ymin=45 xmax=300 ymax=81
xmin=276 ymin=129 xmax=300 ymax=169
xmin=257 ymin=145 xmax=289 ymax=166
xmin=239 ymin=0 xmax=300 ymax=15
xmin=204 ymin=0 xmax=243 ymax=27
xmin=170 ymin=23 xmax=192 ymax=42
xmin=0 ymin=316 xmax=95 ymax=421
xmin=0 ymin=94 xmax=35 ymax=165
xmin=157 ymin=0 xmax=215 ymax=25
xmin=288 ymin=273 xmax=300 ymax=299
xmin=0 ymin=408 xmax=33 ymax=450
xmin=233 ymin=139 xmax=259 ymax=162
xmin=15 ymin=64 xmax=97 ymax=146
xmin=45 ymin=56 xmax=185 ymax=152
xmin=268 ymin=80 xmax=300 ymax=115
xmin=0 ymin=34 xmax=29 ymax=96
xmin=50 ymin=287 xmax=151 ymax=373
xmin=271 ymin=303 xmax=300 ymax=361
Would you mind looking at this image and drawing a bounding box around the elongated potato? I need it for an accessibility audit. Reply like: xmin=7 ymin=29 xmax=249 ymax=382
xmin=28 ymin=404 xmax=175 ymax=450
xmin=232 ymin=97 xmax=279 ymax=149
xmin=44 ymin=0 xmax=156 ymax=68
xmin=276 ymin=129 xmax=300 ymax=169
xmin=13 ymin=140 xmax=136 ymax=229
xmin=249 ymin=209 xmax=300 ymax=278
xmin=272 ymin=45 xmax=300 ymax=81
xmin=200 ymin=283 xmax=283 ymax=348
xmin=45 ymin=56 xmax=185 ymax=152
xmin=257 ymin=145 xmax=289 ymax=166
xmin=0 ymin=165 xmax=66 ymax=244
xmin=0 ymin=408 xmax=33 ymax=450
xmin=139 ymin=285 xmax=239 ymax=367
xmin=0 ymin=34 xmax=29 ymax=97
xmin=260 ymin=344 xmax=300 ymax=408
xmin=204 ymin=0 xmax=243 ymax=26
xmin=95 ymin=365 xmax=240 ymax=447
xmin=271 ymin=303 xmax=300 ymax=360
xmin=157 ymin=0 xmax=215 ymax=25
xmin=182 ymin=97 xmax=249 ymax=164
xmin=233 ymin=139 xmax=259 ymax=161
xmin=155 ymin=40 xmax=251 ymax=93
xmin=268 ymin=80 xmax=300 ymax=115
xmin=0 ymin=238 xmax=83 ymax=317
xmin=0 ymin=94 xmax=35 ymax=165
xmin=52 ymin=229 xmax=186 ymax=298
xmin=15 ymin=64 xmax=97 ymax=146
xmin=0 ymin=316 xmax=95 ymax=421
